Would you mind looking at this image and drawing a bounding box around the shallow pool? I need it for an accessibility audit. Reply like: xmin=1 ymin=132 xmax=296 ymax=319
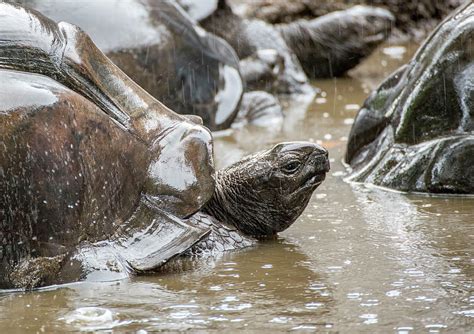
xmin=1 ymin=43 xmax=472 ymax=333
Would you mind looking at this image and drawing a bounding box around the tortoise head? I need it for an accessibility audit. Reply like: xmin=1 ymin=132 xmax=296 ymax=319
xmin=204 ymin=142 xmax=329 ymax=237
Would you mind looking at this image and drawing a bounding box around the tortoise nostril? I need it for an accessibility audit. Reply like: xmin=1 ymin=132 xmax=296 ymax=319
xmin=313 ymin=145 xmax=328 ymax=157
xmin=312 ymin=154 xmax=330 ymax=173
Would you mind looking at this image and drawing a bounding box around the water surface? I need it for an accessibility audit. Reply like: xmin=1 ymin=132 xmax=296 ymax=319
xmin=1 ymin=43 xmax=473 ymax=333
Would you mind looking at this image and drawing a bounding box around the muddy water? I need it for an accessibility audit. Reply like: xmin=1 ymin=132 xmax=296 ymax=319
xmin=1 ymin=44 xmax=473 ymax=333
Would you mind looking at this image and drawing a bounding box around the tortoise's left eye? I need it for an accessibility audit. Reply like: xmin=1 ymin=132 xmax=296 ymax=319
xmin=282 ymin=160 xmax=300 ymax=174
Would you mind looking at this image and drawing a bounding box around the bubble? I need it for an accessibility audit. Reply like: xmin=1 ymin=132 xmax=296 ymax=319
xmin=62 ymin=307 xmax=117 ymax=331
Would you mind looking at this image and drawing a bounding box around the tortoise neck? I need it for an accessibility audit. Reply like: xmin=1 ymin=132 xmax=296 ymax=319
xmin=203 ymin=170 xmax=241 ymax=231
xmin=203 ymin=168 xmax=271 ymax=238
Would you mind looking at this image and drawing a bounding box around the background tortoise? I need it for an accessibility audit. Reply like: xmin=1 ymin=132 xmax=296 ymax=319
xmin=180 ymin=0 xmax=394 ymax=94
xmin=346 ymin=2 xmax=474 ymax=193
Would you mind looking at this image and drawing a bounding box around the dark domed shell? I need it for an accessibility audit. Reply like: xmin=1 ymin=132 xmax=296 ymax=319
xmin=0 ymin=2 xmax=215 ymax=289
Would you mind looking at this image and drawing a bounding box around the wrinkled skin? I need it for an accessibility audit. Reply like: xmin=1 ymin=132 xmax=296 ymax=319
xmin=0 ymin=3 xmax=329 ymax=290
xmin=11 ymin=0 xmax=243 ymax=130
xmin=346 ymin=2 xmax=474 ymax=194
xmin=191 ymin=0 xmax=392 ymax=92
xmin=204 ymin=142 xmax=330 ymax=237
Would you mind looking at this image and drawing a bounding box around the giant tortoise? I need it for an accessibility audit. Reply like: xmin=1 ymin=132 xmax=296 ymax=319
xmin=180 ymin=0 xmax=394 ymax=93
xmin=345 ymin=1 xmax=474 ymax=193
xmin=0 ymin=2 xmax=329 ymax=290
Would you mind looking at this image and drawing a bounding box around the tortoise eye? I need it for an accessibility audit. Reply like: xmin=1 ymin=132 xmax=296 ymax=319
xmin=282 ymin=161 xmax=300 ymax=174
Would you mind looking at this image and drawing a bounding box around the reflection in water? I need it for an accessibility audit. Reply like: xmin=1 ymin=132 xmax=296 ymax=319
xmin=0 ymin=241 xmax=334 ymax=332
xmin=1 ymin=43 xmax=473 ymax=332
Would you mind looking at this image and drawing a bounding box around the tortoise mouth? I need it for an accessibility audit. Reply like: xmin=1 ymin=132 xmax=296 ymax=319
xmin=304 ymin=173 xmax=326 ymax=189
xmin=299 ymin=171 xmax=327 ymax=194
